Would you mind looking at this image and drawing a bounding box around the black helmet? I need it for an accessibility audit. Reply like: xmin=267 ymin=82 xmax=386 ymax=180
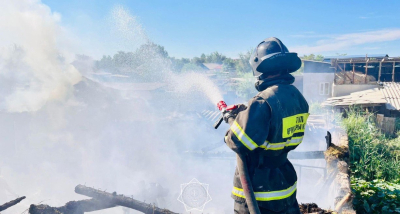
xmin=249 ymin=37 xmax=301 ymax=77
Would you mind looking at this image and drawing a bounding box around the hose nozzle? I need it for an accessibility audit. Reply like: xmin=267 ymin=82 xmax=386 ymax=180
xmin=214 ymin=100 xmax=238 ymax=129
xmin=217 ymin=100 xmax=227 ymax=111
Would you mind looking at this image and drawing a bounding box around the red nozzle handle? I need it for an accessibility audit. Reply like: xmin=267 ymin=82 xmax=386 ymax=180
xmin=226 ymin=105 xmax=238 ymax=111
xmin=217 ymin=100 xmax=238 ymax=112
xmin=217 ymin=101 xmax=227 ymax=111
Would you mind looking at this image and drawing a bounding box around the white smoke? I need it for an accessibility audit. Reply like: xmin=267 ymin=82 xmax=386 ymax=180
xmin=0 ymin=0 xmax=81 ymax=112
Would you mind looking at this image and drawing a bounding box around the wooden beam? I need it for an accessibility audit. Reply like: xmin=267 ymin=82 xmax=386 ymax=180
xmin=378 ymin=61 xmax=382 ymax=82
xmin=392 ymin=61 xmax=396 ymax=82
xmin=338 ymin=63 xmax=344 ymax=71
xmin=343 ymin=63 xmax=347 ymax=82
xmin=334 ymin=63 xmax=338 ymax=84
xmin=365 ymin=58 xmax=369 ymax=83
xmin=29 ymin=199 xmax=116 ymax=214
xmin=344 ymin=72 xmax=353 ymax=83
xmin=0 ymin=196 xmax=26 ymax=212
xmin=75 ymin=185 xmax=178 ymax=214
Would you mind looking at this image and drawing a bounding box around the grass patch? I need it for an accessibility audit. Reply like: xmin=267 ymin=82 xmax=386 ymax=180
xmin=342 ymin=108 xmax=400 ymax=213
xmin=342 ymin=108 xmax=400 ymax=181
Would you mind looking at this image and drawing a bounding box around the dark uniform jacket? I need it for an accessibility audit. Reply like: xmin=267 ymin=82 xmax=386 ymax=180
xmin=225 ymin=74 xmax=309 ymax=213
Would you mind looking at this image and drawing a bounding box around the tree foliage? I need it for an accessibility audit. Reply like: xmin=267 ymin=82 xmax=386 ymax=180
xmin=301 ymin=54 xmax=324 ymax=61
xmin=231 ymin=72 xmax=256 ymax=100
xmin=94 ymin=42 xmax=257 ymax=77
xmin=95 ymin=42 xmax=171 ymax=81
xmin=235 ymin=50 xmax=252 ymax=73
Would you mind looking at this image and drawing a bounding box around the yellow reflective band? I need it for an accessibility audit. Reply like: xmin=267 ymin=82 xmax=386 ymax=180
xmin=282 ymin=113 xmax=309 ymax=138
xmin=260 ymin=141 xmax=286 ymax=150
xmin=232 ymin=182 xmax=297 ymax=201
xmin=230 ymin=121 xmax=258 ymax=151
xmin=286 ymin=136 xmax=303 ymax=147
xmin=261 ymin=136 xmax=304 ymax=151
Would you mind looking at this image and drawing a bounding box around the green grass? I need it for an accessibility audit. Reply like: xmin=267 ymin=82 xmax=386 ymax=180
xmin=341 ymin=108 xmax=400 ymax=213
xmin=342 ymin=108 xmax=400 ymax=181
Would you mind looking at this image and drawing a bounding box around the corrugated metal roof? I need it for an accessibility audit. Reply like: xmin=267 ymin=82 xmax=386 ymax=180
xmin=322 ymin=82 xmax=400 ymax=111
xmin=381 ymin=82 xmax=400 ymax=110
xmin=322 ymin=88 xmax=386 ymax=107
xmin=324 ymin=54 xmax=387 ymax=60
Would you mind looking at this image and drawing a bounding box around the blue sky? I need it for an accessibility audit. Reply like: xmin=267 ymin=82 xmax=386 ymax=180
xmin=43 ymin=0 xmax=400 ymax=59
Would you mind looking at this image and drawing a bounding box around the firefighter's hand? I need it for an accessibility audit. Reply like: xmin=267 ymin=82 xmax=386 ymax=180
xmin=231 ymin=104 xmax=247 ymax=116
xmin=223 ymin=104 xmax=247 ymax=124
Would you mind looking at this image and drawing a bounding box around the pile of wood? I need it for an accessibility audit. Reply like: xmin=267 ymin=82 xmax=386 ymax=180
xmin=299 ymin=203 xmax=336 ymax=214
xmin=27 ymin=185 xmax=177 ymax=214
xmin=335 ymin=71 xmax=376 ymax=84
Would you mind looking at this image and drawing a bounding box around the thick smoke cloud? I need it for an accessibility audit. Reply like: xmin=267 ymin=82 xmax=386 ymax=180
xmin=0 ymin=0 xmax=81 ymax=112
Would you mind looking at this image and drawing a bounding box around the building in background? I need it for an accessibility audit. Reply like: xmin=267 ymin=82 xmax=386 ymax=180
xmin=303 ymin=60 xmax=335 ymax=102
xmin=203 ymin=63 xmax=223 ymax=72
xmin=302 ymin=55 xmax=400 ymax=103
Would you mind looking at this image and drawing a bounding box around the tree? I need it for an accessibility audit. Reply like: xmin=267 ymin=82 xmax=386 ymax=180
xmin=315 ymin=55 xmax=324 ymax=61
xmin=301 ymin=54 xmax=324 ymax=61
xmin=181 ymin=63 xmax=205 ymax=73
xmin=191 ymin=57 xmax=205 ymax=66
xmin=205 ymin=52 xmax=226 ymax=64
xmin=170 ymin=57 xmax=190 ymax=73
xmin=235 ymin=50 xmax=252 ymax=73
xmin=222 ymin=58 xmax=235 ymax=72
xmin=96 ymin=55 xmax=114 ymax=71
xmin=231 ymin=72 xmax=257 ymax=100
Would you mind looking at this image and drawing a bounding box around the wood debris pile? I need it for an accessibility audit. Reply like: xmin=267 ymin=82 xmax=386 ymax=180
xmin=27 ymin=185 xmax=177 ymax=214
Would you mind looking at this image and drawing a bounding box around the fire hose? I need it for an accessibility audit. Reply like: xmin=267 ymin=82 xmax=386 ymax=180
xmin=214 ymin=101 xmax=261 ymax=214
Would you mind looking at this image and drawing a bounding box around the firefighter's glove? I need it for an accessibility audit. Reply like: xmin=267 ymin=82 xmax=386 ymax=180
xmin=223 ymin=104 xmax=247 ymax=123
xmin=223 ymin=111 xmax=234 ymax=123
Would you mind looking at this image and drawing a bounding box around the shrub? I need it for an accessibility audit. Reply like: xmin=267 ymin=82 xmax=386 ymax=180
xmin=351 ymin=178 xmax=400 ymax=214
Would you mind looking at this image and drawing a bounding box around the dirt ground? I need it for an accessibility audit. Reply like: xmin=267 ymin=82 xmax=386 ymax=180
xmin=299 ymin=203 xmax=335 ymax=214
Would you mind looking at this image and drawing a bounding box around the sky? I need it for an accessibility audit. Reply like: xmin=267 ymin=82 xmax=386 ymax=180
xmin=42 ymin=0 xmax=400 ymax=59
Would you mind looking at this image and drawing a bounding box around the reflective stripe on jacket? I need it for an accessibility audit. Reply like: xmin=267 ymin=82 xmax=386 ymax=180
xmin=225 ymin=83 xmax=309 ymax=212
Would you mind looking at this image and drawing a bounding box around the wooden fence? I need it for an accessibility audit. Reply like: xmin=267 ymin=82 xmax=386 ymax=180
xmin=377 ymin=114 xmax=396 ymax=134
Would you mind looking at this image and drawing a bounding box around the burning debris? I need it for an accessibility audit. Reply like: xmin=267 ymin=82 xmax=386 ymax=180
xmin=28 ymin=185 xmax=177 ymax=214
xmin=299 ymin=203 xmax=335 ymax=214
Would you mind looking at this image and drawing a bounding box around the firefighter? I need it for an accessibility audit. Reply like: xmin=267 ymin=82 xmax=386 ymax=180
xmin=223 ymin=37 xmax=309 ymax=214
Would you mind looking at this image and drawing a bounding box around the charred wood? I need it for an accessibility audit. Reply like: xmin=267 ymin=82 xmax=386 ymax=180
xmin=28 ymin=199 xmax=115 ymax=214
xmin=0 ymin=196 xmax=26 ymax=211
xmin=75 ymin=185 xmax=177 ymax=214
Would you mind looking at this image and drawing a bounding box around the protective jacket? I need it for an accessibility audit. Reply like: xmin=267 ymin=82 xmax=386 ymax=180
xmin=225 ymin=74 xmax=309 ymax=213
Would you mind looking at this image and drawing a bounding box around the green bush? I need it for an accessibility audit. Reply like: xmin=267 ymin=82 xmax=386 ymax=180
xmin=351 ymin=178 xmax=400 ymax=214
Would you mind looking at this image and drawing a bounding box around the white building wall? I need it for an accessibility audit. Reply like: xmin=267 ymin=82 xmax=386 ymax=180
xmin=303 ymin=73 xmax=335 ymax=102
xmin=332 ymin=84 xmax=379 ymax=97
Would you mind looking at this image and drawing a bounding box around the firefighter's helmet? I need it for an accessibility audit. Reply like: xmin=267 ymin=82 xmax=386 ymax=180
xmin=249 ymin=37 xmax=301 ymax=78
